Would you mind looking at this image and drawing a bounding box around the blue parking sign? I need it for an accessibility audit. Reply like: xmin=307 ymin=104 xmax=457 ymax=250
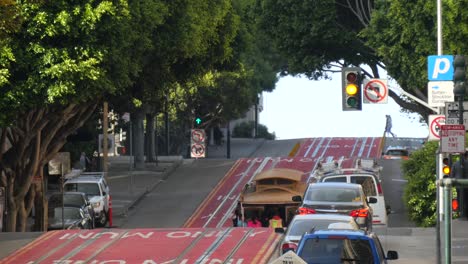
xmin=428 ymin=55 xmax=454 ymax=81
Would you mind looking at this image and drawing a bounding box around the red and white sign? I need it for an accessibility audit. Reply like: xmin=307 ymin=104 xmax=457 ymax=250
xmin=363 ymin=79 xmax=388 ymax=104
xmin=191 ymin=143 xmax=206 ymax=158
xmin=428 ymin=115 xmax=445 ymax=141
xmin=191 ymin=129 xmax=205 ymax=143
xmin=441 ymin=125 xmax=465 ymax=153
xmin=191 ymin=129 xmax=206 ymax=158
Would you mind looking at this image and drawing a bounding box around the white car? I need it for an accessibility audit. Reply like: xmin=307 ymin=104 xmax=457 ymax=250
xmin=278 ymin=214 xmax=360 ymax=254
xmin=64 ymin=173 xmax=110 ymax=227
xmin=319 ymin=171 xmax=389 ymax=226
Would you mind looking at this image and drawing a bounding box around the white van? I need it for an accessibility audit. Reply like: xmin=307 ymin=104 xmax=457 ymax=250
xmin=318 ymin=172 xmax=388 ymax=225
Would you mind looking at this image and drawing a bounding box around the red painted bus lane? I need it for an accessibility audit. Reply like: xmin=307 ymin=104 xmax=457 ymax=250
xmin=0 ymin=228 xmax=281 ymax=264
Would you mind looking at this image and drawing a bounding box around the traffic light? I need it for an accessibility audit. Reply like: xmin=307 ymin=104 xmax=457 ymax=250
xmin=194 ymin=117 xmax=202 ymax=128
xmin=342 ymin=67 xmax=362 ymax=111
xmin=442 ymin=157 xmax=451 ymax=178
xmin=453 ymin=55 xmax=466 ymax=97
xmin=453 ymin=198 xmax=459 ymax=212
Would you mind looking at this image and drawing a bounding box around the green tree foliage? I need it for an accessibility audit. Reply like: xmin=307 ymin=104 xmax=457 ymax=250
xmin=0 ymin=0 xmax=131 ymax=231
xmin=402 ymin=141 xmax=438 ymax=227
xmin=232 ymin=121 xmax=275 ymax=139
xmin=363 ymin=0 xmax=468 ymax=95
xmin=257 ymin=0 xmax=378 ymax=79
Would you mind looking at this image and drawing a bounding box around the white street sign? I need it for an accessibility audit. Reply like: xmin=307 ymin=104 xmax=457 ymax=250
xmin=428 ymin=81 xmax=454 ymax=107
xmin=445 ymin=102 xmax=468 ymax=129
xmin=428 ymin=115 xmax=445 ymax=141
xmin=441 ymin=125 xmax=465 ymax=153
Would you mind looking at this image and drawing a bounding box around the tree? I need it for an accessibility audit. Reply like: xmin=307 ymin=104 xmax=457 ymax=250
xmin=0 ymin=0 xmax=133 ymax=231
xmin=362 ymin=0 xmax=468 ymax=119
xmin=256 ymin=0 xmax=468 ymax=121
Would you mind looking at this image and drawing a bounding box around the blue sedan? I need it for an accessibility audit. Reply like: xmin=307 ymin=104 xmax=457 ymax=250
xmin=296 ymin=229 xmax=398 ymax=263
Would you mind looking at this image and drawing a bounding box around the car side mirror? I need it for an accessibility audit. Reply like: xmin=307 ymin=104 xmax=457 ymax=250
xmin=368 ymin=197 xmax=377 ymax=204
xmin=386 ymin=250 xmax=399 ymax=260
xmin=274 ymin=227 xmax=285 ymax=234
xmin=292 ymin=195 xmax=302 ymax=202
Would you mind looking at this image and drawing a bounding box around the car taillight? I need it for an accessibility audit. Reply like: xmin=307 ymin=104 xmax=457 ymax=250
xmin=377 ymin=183 xmax=383 ymax=195
xmin=282 ymin=243 xmax=298 ymax=253
xmin=350 ymin=208 xmax=369 ymax=218
xmin=298 ymin=207 xmax=316 ymax=215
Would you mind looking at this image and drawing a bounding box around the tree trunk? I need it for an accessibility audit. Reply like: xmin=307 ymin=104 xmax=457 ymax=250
xmin=146 ymin=113 xmax=156 ymax=162
xmin=17 ymin=199 xmax=28 ymax=232
xmin=33 ymin=181 xmax=44 ymax=231
xmin=0 ymin=103 xmax=97 ymax=232
xmin=133 ymin=109 xmax=145 ymax=169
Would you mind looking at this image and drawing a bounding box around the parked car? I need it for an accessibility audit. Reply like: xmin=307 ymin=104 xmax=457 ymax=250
xmin=293 ymin=182 xmax=376 ymax=231
xmin=318 ymin=171 xmax=389 ymax=225
xmin=382 ymin=147 xmax=410 ymax=160
xmin=278 ymin=214 xmax=359 ymax=255
xmin=237 ymin=168 xmax=307 ymax=227
xmin=295 ymin=229 xmax=398 ymax=263
xmin=48 ymin=192 xmax=95 ymax=228
xmin=48 ymin=206 xmax=93 ymax=230
xmin=64 ymin=172 xmax=110 ymax=227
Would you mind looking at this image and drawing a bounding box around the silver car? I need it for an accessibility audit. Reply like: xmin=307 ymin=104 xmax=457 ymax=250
xmin=278 ymin=214 xmax=359 ymax=254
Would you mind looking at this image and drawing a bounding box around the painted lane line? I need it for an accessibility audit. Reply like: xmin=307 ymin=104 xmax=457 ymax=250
xmin=367 ymin=137 xmax=376 ymax=158
xmin=310 ymin=137 xmax=326 ymax=158
xmin=206 ymin=158 xmax=268 ymax=228
xmin=303 ymin=138 xmax=318 ymax=157
xmin=183 ymin=159 xmax=243 ymax=227
xmin=216 ymin=157 xmax=272 ymax=228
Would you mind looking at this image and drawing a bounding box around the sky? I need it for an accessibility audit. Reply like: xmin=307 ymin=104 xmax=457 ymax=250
xmin=259 ymin=74 xmax=430 ymax=140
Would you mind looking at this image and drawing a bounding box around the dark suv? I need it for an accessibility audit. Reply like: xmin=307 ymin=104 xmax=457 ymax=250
xmin=292 ymin=182 xmax=376 ymax=231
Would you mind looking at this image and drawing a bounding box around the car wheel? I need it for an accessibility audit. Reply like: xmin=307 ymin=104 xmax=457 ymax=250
xmin=98 ymin=210 xmax=108 ymax=227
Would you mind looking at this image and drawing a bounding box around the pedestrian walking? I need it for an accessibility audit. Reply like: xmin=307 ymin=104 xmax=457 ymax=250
xmin=79 ymin=152 xmax=91 ymax=171
xmin=385 ymin=115 xmax=396 ymax=138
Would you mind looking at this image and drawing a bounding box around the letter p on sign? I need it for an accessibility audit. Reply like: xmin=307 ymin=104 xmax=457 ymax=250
xmin=428 ymin=55 xmax=454 ymax=81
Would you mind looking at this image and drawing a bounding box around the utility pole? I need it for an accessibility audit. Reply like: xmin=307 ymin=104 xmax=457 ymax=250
xmin=103 ymin=102 xmax=109 ymax=177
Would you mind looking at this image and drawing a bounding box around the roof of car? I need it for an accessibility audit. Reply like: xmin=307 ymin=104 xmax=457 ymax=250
xmin=49 ymin=192 xmax=87 ymax=197
xmin=308 ymin=182 xmax=362 ymax=189
xmin=65 ymin=176 xmax=103 ymax=183
xmin=291 ymin=214 xmax=355 ymax=222
xmin=303 ymin=229 xmax=367 ymax=237
xmin=254 ymin=168 xmax=304 ymax=182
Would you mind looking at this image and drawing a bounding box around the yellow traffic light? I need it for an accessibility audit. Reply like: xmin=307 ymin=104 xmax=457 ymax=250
xmin=342 ymin=68 xmax=362 ymax=111
xmin=443 ymin=165 xmax=451 ymax=175
xmin=346 ymin=84 xmax=358 ymax=95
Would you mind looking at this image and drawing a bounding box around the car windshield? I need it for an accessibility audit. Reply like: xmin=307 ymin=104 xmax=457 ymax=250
xmin=288 ymin=219 xmax=350 ymax=236
xmin=323 ymin=176 xmax=377 ymax=197
xmin=65 ymin=183 xmax=100 ymax=196
xmin=386 ymin=149 xmax=408 ymax=156
xmin=64 ymin=194 xmax=86 ymax=206
xmin=306 ymin=188 xmax=361 ymax=203
xmin=298 ymin=237 xmax=374 ymax=264
xmin=53 ymin=207 xmax=81 ymax=220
